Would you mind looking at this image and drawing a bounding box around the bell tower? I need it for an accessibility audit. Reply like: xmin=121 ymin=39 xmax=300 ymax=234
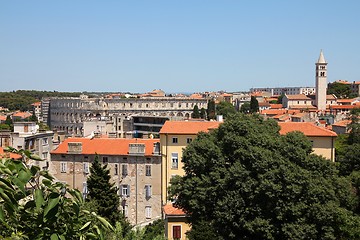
xmin=315 ymin=50 xmax=327 ymax=111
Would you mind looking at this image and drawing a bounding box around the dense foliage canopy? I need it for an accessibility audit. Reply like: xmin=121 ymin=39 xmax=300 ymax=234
xmin=170 ymin=114 xmax=360 ymax=240
xmin=0 ymin=90 xmax=80 ymax=111
xmin=0 ymin=148 xmax=113 ymax=239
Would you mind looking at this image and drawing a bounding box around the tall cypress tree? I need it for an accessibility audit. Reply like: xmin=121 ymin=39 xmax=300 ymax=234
xmin=87 ymin=155 xmax=122 ymax=225
xmin=192 ymin=105 xmax=200 ymax=118
xmin=250 ymin=96 xmax=259 ymax=113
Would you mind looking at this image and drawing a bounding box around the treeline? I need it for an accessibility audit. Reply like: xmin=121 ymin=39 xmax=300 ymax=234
xmin=0 ymin=90 xmax=81 ymax=111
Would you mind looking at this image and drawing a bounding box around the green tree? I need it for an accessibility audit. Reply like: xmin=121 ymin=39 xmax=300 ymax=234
xmin=200 ymin=108 xmax=206 ymax=119
xmin=142 ymin=219 xmax=165 ymax=240
xmin=0 ymin=147 xmax=113 ymax=239
xmin=87 ymin=156 xmax=128 ymax=229
xmin=215 ymin=101 xmax=236 ymax=119
xmin=327 ymin=82 xmax=354 ymax=98
xmin=239 ymin=102 xmax=251 ymax=114
xmin=169 ymin=114 xmax=360 ymax=240
xmin=348 ymin=108 xmax=360 ymax=145
xmin=192 ymin=105 xmax=200 ymax=119
xmin=206 ymin=100 xmax=216 ymax=120
xmin=250 ymin=96 xmax=259 ymax=113
xmin=27 ymin=112 xmax=38 ymax=122
xmin=277 ymin=93 xmax=285 ymax=104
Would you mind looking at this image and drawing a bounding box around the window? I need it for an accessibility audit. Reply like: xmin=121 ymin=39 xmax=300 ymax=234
xmin=145 ymin=185 xmax=152 ymax=198
xmin=186 ymin=138 xmax=192 ymax=144
xmin=60 ymin=162 xmax=67 ymax=173
xmin=42 ymin=138 xmax=48 ymax=145
xmin=83 ymin=162 xmax=89 ymax=174
xmin=120 ymin=185 xmax=130 ymax=197
xmin=122 ymin=204 xmax=128 ymax=217
xmin=145 ymin=206 xmax=152 ymax=219
xmin=82 ymin=182 xmax=88 ymax=199
xmin=172 ymin=137 xmax=178 ymax=144
xmin=173 ymin=226 xmax=181 ymax=239
xmin=114 ymin=164 xmax=118 ymax=175
xmin=122 ymin=164 xmax=128 ymax=176
xmin=145 ymin=165 xmax=151 ymax=176
xmin=171 ymin=153 xmax=178 ymax=169
xmin=42 ymin=152 xmax=48 ymax=160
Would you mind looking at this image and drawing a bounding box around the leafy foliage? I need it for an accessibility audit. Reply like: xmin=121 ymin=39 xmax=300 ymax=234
xmin=0 ymin=148 xmax=113 ymax=239
xmin=250 ymin=96 xmax=259 ymax=113
xmin=200 ymin=108 xmax=206 ymax=119
xmin=239 ymin=102 xmax=251 ymax=114
xmin=87 ymin=156 xmax=130 ymax=233
xmin=191 ymin=105 xmax=200 ymax=119
xmin=215 ymin=101 xmax=236 ymax=118
xmin=206 ymin=100 xmax=216 ymax=120
xmin=169 ymin=114 xmax=360 ymax=240
xmin=0 ymin=90 xmax=80 ymax=111
xmin=327 ymin=82 xmax=357 ymax=98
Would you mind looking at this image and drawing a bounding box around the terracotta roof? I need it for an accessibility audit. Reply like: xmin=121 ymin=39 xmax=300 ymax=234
xmin=326 ymin=94 xmax=337 ymax=100
xmin=0 ymin=115 xmax=6 ymax=121
xmin=335 ymin=80 xmax=351 ymax=84
xmin=337 ymin=98 xmax=357 ymax=103
xmin=269 ymin=104 xmax=283 ymax=109
xmin=259 ymin=102 xmax=270 ymax=107
xmin=12 ymin=111 xmax=32 ymax=119
xmin=286 ymin=94 xmax=311 ymax=100
xmin=0 ymin=147 xmax=22 ymax=159
xmin=221 ymin=93 xmax=233 ymax=97
xmin=278 ymin=122 xmax=337 ymax=137
xmin=189 ymin=93 xmax=204 ymax=99
xmin=163 ymin=204 xmax=186 ymax=216
xmin=159 ymin=121 xmax=221 ymax=134
xmin=332 ymin=119 xmax=351 ymax=127
xmin=289 ymin=105 xmax=317 ymax=110
xmin=51 ymin=138 xmax=159 ymax=156
xmin=31 ymin=102 xmax=41 ymax=106
xmin=330 ymin=105 xmax=358 ymax=110
xmin=261 ymin=109 xmax=287 ymax=115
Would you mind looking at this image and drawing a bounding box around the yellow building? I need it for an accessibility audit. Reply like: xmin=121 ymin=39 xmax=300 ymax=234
xmin=163 ymin=204 xmax=191 ymax=240
xmin=278 ymin=122 xmax=337 ymax=161
xmin=159 ymin=121 xmax=221 ymax=205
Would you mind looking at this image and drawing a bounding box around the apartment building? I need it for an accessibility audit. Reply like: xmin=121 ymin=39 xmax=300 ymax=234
xmin=50 ymin=138 xmax=161 ymax=226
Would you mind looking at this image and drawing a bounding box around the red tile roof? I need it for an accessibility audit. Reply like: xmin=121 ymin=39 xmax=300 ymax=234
xmin=0 ymin=115 xmax=6 ymax=121
xmin=269 ymin=104 xmax=283 ymax=109
xmin=330 ymin=105 xmax=358 ymax=110
xmin=31 ymin=102 xmax=41 ymax=106
xmin=159 ymin=121 xmax=221 ymax=134
xmin=261 ymin=109 xmax=287 ymax=115
xmin=337 ymin=98 xmax=357 ymax=103
xmin=0 ymin=147 xmax=22 ymax=159
xmin=12 ymin=111 xmax=32 ymax=119
xmin=286 ymin=94 xmax=311 ymax=100
xmin=278 ymin=122 xmax=337 ymax=137
xmin=163 ymin=204 xmax=186 ymax=216
xmin=51 ymin=138 xmax=159 ymax=156
xmin=332 ymin=119 xmax=351 ymax=127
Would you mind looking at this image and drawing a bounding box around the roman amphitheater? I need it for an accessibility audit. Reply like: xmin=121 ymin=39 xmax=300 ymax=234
xmin=48 ymin=95 xmax=208 ymax=136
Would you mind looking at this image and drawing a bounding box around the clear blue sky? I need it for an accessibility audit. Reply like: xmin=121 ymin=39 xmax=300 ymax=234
xmin=1 ymin=1 xmax=359 ymax=93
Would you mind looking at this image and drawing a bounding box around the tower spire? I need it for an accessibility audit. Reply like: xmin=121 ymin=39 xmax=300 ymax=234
xmin=318 ymin=49 xmax=326 ymax=63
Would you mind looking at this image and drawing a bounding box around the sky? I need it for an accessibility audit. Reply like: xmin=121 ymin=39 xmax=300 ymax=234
xmin=1 ymin=1 xmax=359 ymax=93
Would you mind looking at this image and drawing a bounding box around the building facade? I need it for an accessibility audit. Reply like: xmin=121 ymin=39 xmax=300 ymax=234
xmin=50 ymin=138 xmax=162 ymax=226
xmin=159 ymin=121 xmax=221 ymax=205
xmin=49 ymin=96 xmax=208 ymax=136
xmin=250 ymin=87 xmax=316 ymax=96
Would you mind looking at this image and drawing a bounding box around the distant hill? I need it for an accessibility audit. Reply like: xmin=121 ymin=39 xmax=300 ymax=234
xmin=0 ymin=90 xmax=81 ymax=111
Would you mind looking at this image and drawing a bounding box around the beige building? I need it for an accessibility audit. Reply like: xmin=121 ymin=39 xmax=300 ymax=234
xmin=278 ymin=122 xmax=337 ymax=161
xmin=163 ymin=204 xmax=191 ymax=240
xmin=159 ymin=121 xmax=221 ymax=205
xmin=50 ymin=138 xmax=161 ymax=226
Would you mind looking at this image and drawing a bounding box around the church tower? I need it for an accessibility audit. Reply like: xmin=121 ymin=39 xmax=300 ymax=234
xmin=315 ymin=50 xmax=327 ymax=111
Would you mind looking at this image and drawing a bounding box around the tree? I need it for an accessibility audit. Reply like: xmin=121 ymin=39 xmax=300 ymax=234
xmin=348 ymin=108 xmax=360 ymax=145
xmin=0 ymin=147 xmax=113 ymax=239
xmin=200 ymin=108 xmax=206 ymax=119
xmin=277 ymin=93 xmax=285 ymax=104
xmin=169 ymin=114 xmax=360 ymax=240
xmin=250 ymin=96 xmax=259 ymax=113
xmin=87 ymin=156 xmax=128 ymax=229
xmin=206 ymin=100 xmax=216 ymax=120
xmin=239 ymin=102 xmax=251 ymax=114
xmin=142 ymin=219 xmax=165 ymax=240
xmin=192 ymin=105 xmax=200 ymax=118
xmin=327 ymin=82 xmax=355 ymax=98
xmin=215 ymin=101 xmax=236 ymax=119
